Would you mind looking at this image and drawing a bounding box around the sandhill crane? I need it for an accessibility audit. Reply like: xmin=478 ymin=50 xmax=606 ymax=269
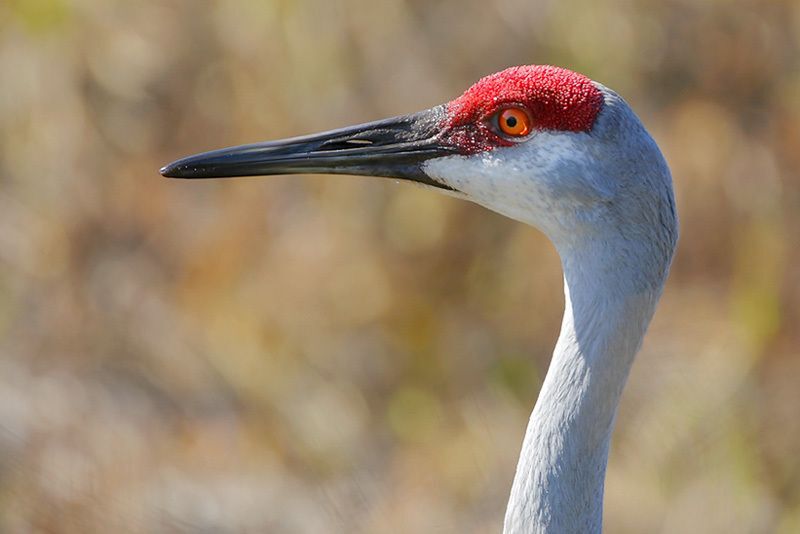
xmin=161 ymin=65 xmax=678 ymax=534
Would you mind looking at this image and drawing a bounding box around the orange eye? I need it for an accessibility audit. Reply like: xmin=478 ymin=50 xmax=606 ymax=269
xmin=497 ymin=107 xmax=532 ymax=137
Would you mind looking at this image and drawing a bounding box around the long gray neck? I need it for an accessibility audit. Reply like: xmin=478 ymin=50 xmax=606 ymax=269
xmin=503 ymin=240 xmax=663 ymax=534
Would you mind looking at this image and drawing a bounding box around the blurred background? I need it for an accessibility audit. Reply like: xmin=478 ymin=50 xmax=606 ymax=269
xmin=1 ymin=0 xmax=798 ymax=532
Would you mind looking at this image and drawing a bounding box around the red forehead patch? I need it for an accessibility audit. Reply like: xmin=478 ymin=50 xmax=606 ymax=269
xmin=447 ymin=65 xmax=604 ymax=133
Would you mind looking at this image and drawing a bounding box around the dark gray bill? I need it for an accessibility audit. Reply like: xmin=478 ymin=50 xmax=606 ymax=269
xmin=160 ymin=106 xmax=456 ymax=191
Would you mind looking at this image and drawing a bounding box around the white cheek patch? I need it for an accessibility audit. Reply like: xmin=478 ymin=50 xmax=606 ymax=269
xmin=422 ymin=133 xmax=611 ymax=233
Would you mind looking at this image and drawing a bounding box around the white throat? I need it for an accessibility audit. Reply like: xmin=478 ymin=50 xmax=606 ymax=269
xmin=503 ymin=240 xmax=662 ymax=534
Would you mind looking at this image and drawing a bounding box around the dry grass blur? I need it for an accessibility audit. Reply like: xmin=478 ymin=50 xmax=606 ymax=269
xmin=1 ymin=0 xmax=799 ymax=532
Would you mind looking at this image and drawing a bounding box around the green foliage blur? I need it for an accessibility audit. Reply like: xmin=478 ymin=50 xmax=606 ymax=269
xmin=1 ymin=0 xmax=798 ymax=532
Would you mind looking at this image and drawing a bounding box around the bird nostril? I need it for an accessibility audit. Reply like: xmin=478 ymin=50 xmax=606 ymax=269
xmin=344 ymin=139 xmax=374 ymax=146
xmin=319 ymin=137 xmax=376 ymax=151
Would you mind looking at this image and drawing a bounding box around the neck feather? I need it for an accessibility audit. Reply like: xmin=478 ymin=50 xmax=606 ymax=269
xmin=503 ymin=240 xmax=663 ymax=534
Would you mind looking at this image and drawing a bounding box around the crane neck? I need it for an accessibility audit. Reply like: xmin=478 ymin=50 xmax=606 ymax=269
xmin=503 ymin=237 xmax=664 ymax=534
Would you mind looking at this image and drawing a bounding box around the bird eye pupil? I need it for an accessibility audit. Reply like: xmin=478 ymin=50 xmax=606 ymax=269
xmin=506 ymin=117 xmax=517 ymax=127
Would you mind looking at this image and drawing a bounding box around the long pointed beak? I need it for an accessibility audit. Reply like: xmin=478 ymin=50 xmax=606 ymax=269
xmin=160 ymin=106 xmax=456 ymax=191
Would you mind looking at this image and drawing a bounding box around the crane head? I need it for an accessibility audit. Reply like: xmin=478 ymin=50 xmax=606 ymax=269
xmin=162 ymin=65 xmax=676 ymax=258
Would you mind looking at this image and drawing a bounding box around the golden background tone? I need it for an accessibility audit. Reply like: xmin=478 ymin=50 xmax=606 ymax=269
xmin=1 ymin=0 xmax=798 ymax=532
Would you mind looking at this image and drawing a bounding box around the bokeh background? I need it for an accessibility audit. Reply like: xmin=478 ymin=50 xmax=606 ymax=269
xmin=1 ymin=0 xmax=799 ymax=532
